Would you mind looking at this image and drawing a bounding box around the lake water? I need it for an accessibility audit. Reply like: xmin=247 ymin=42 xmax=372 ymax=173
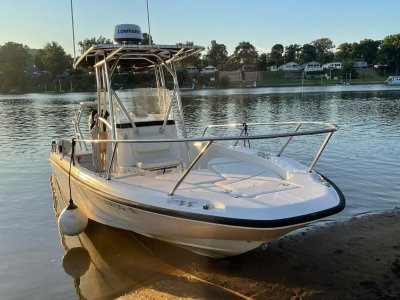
xmin=0 ymin=84 xmax=399 ymax=299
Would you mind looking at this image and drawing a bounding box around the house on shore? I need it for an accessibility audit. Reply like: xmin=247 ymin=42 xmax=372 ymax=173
xmin=303 ymin=61 xmax=322 ymax=72
xmin=186 ymin=65 xmax=199 ymax=74
xmin=269 ymin=65 xmax=278 ymax=72
xmin=322 ymin=62 xmax=342 ymax=70
xmin=200 ymin=65 xmax=218 ymax=74
xmin=354 ymin=61 xmax=368 ymax=68
xmin=278 ymin=62 xmax=300 ymax=71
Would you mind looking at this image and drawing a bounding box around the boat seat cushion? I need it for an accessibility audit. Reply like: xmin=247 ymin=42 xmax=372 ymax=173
xmin=136 ymin=155 xmax=181 ymax=170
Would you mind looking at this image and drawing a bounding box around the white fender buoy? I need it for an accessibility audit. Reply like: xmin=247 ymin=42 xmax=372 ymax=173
xmin=58 ymin=200 xmax=88 ymax=236
xmin=62 ymin=247 xmax=91 ymax=279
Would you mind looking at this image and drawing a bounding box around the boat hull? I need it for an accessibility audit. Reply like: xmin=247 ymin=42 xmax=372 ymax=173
xmin=50 ymin=154 xmax=344 ymax=258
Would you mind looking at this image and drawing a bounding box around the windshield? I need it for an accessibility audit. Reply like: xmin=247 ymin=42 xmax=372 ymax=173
xmin=116 ymin=87 xmax=173 ymax=120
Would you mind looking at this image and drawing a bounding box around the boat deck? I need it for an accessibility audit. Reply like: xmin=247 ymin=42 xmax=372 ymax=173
xmin=115 ymin=157 xmax=301 ymax=204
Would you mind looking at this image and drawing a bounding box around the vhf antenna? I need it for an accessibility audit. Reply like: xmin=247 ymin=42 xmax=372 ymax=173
xmin=70 ymin=0 xmax=77 ymax=62
xmin=146 ymin=0 xmax=151 ymax=45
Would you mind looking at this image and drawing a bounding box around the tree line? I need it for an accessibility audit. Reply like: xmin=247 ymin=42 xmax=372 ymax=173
xmin=180 ymin=35 xmax=400 ymax=75
xmin=0 ymin=33 xmax=399 ymax=93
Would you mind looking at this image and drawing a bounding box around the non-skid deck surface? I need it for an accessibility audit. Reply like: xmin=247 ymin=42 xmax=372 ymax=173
xmin=116 ymin=157 xmax=299 ymax=198
xmin=208 ymin=157 xmax=299 ymax=197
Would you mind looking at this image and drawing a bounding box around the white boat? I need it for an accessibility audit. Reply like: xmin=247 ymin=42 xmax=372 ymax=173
xmin=50 ymin=24 xmax=345 ymax=258
xmin=384 ymin=75 xmax=400 ymax=85
xmin=50 ymin=179 xmax=185 ymax=299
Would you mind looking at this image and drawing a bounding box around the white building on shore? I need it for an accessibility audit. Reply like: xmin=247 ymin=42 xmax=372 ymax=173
xmin=186 ymin=65 xmax=199 ymax=74
xmin=322 ymin=62 xmax=342 ymax=70
xmin=278 ymin=62 xmax=300 ymax=71
xmin=303 ymin=61 xmax=322 ymax=72
xmin=354 ymin=61 xmax=368 ymax=68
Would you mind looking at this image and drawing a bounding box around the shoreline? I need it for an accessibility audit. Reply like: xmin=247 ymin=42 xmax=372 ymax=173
xmin=119 ymin=209 xmax=400 ymax=299
xmin=1 ymin=82 xmax=396 ymax=96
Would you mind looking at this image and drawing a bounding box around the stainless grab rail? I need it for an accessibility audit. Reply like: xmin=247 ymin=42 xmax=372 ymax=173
xmin=202 ymin=121 xmax=337 ymax=132
xmin=73 ymin=101 xmax=97 ymax=151
xmin=278 ymin=123 xmax=302 ymax=156
xmin=97 ymin=117 xmax=112 ymax=130
xmin=202 ymin=121 xmax=337 ymax=157
xmin=168 ymin=140 xmax=214 ymax=196
xmin=77 ymin=128 xmax=336 ymax=145
xmin=107 ymin=142 xmax=118 ymax=180
xmin=75 ymin=122 xmax=337 ymax=195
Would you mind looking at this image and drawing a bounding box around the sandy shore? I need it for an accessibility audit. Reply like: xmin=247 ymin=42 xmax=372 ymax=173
xmin=118 ymin=210 xmax=400 ymax=300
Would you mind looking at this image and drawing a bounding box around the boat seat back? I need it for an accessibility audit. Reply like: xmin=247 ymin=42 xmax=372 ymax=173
xmin=116 ymin=123 xmax=183 ymax=171
xmin=131 ymin=133 xmax=181 ymax=170
xmin=132 ymin=135 xmax=172 ymax=153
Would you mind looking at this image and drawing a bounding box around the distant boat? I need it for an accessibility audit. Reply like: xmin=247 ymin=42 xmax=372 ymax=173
xmin=384 ymin=76 xmax=400 ymax=85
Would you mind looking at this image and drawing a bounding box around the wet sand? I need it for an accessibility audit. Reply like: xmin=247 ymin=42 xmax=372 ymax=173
xmin=118 ymin=210 xmax=400 ymax=300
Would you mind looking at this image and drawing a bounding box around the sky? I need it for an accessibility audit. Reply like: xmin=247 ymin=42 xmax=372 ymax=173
xmin=1 ymin=0 xmax=400 ymax=56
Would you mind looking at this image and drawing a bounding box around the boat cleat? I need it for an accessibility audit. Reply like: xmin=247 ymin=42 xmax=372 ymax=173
xmin=318 ymin=178 xmax=331 ymax=187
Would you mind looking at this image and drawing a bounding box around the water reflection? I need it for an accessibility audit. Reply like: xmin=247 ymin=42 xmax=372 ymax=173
xmin=62 ymin=247 xmax=91 ymax=299
xmin=62 ymin=247 xmax=91 ymax=280
xmin=51 ymin=176 xmax=248 ymax=299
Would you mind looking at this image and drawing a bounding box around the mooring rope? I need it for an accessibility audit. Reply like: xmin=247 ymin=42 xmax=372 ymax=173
xmin=68 ymin=139 xmax=76 ymax=206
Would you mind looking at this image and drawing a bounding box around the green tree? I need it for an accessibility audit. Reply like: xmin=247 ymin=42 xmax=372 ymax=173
xmin=284 ymin=44 xmax=301 ymax=63
xmin=352 ymin=39 xmax=381 ymax=63
xmin=34 ymin=49 xmax=45 ymax=71
xmin=41 ymin=42 xmax=70 ymax=76
xmin=176 ymin=41 xmax=202 ymax=69
xmin=335 ymin=42 xmax=353 ymax=61
xmin=204 ymin=40 xmax=228 ymax=70
xmin=298 ymin=44 xmax=317 ymax=64
xmin=341 ymin=60 xmax=358 ymax=80
xmin=257 ymin=53 xmax=267 ymax=70
xmin=233 ymin=41 xmax=258 ymax=66
xmin=270 ymin=44 xmax=284 ymax=67
xmin=378 ymin=34 xmax=400 ymax=74
xmin=0 ymin=42 xmax=31 ymax=92
xmin=176 ymin=68 xmax=189 ymax=86
xmin=312 ymin=38 xmax=335 ymax=64
xmin=78 ymin=36 xmax=112 ymax=54
xmin=224 ymin=54 xmax=241 ymax=71
xmin=141 ymin=33 xmax=153 ymax=45
xmin=324 ymin=52 xmax=335 ymax=64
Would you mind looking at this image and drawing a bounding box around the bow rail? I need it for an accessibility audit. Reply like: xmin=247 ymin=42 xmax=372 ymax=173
xmin=73 ymin=121 xmax=337 ymax=194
